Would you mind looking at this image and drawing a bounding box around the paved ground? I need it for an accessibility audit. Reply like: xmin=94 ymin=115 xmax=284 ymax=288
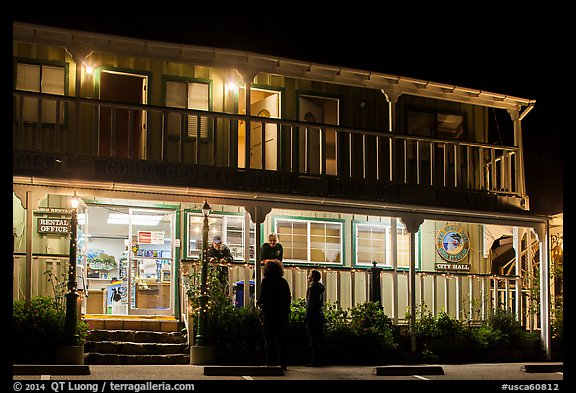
xmin=13 ymin=362 xmax=565 ymax=384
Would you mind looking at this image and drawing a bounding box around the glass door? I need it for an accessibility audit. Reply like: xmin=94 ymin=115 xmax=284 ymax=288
xmin=128 ymin=208 xmax=174 ymax=315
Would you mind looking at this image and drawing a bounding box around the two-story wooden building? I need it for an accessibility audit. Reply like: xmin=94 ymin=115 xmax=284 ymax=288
xmin=12 ymin=22 xmax=553 ymax=357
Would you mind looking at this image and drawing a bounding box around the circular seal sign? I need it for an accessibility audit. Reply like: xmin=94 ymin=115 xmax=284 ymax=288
xmin=436 ymin=224 xmax=470 ymax=262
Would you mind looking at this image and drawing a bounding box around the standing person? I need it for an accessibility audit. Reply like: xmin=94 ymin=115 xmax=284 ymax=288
xmin=207 ymin=235 xmax=233 ymax=290
xmin=261 ymin=233 xmax=283 ymax=264
xmin=305 ymin=269 xmax=325 ymax=367
xmin=256 ymin=260 xmax=291 ymax=370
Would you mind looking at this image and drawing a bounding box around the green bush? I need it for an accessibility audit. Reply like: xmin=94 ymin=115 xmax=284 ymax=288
xmin=13 ymin=296 xmax=91 ymax=363
xmin=482 ymin=308 xmax=523 ymax=346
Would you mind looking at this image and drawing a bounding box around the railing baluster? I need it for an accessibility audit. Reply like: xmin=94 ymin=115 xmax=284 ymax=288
xmin=321 ymin=127 xmax=327 ymax=175
xmin=110 ymin=107 xmax=116 ymax=157
xmin=416 ymin=140 xmax=420 ymax=185
xmin=180 ymin=112 xmax=186 ymax=163
xmin=127 ymin=108 xmax=133 ymax=159
xmin=36 ymin=94 xmax=42 ymax=151
xmin=196 ymin=115 xmax=201 ymax=164
xmin=261 ymin=119 xmax=266 ymax=170
xmin=212 ymin=116 xmax=217 ymax=166
xmin=55 ymin=100 xmax=61 ymax=153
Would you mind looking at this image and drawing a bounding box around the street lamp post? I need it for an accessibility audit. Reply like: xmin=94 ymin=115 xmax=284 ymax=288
xmin=195 ymin=200 xmax=212 ymax=346
xmin=63 ymin=192 xmax=80 ymax=346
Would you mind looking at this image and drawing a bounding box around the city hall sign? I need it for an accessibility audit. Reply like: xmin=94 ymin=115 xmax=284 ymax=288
xmin=435 ymin=224 xmax=470 ymax=270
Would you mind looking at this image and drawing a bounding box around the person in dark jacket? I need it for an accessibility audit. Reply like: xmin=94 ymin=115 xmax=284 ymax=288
xmin=305 ymin=269 xmax=325 ymax=366
xmin=207 ymin=235 xmax=233 ymax=290
xmin=261 ymin=233 xmax=283 ymax=263
xmin=256 ymin=260 xmax=291 ymax=370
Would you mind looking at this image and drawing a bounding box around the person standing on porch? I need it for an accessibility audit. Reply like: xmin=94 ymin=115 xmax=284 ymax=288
xmin=256 ymin=259 xmax=291 ymax=370
xmin=261 ymin=233 xmax=283 ymax=264
xmin=305 ymin=269 xmax=325 ymax=366
xmin=207 ymin=235 xmax=233 ymax=291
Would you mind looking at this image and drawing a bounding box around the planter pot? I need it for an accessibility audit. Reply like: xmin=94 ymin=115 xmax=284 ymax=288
xmin=56 ymin=345 xmax=84 ymax=365
xmin=190 ymin=345 xmax=217 ymax=365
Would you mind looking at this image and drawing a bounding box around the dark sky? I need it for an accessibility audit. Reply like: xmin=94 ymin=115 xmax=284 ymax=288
xmin=12 ymin=14 xmax=564 ymax=215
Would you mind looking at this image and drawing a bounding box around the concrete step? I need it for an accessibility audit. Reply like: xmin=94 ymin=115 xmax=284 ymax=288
xmin=84 ymin=329 xmax=189 ymax=365
xmin=87 ymin=329 xmax=187 ymax=344
xmin=85 ymin=341 xmax=187 ymax=355
xmin=85 ymin=353 xmax=189 ymax=365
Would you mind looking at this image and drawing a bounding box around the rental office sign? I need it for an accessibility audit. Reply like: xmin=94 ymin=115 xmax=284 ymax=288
xmin=37 ymin=217 xmax=71 ymax=234
xmin=35 ymin=207 xmax=74 ymax=234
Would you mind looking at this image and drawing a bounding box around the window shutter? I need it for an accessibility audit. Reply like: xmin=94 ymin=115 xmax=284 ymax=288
xmin=41 ymin=66 xmax=65 ymax=123
xmin=187 ymin=82 xmax=209 ymax=138
xmin=16 ymin=64 xmax=40 ymax=123
xmin=166 ymin=80 xmax=186 ymax=136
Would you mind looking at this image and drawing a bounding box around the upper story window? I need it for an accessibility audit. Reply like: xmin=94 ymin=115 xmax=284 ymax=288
xmin=15 ymin=61 xmax=66 ymax=124
xmin=407 ymin=109 xmax=465 ymax=140
xmin=165 ymin=79 xmax=210 ymax=138
xmin=274 ymin=217 xmax=343 ymax=264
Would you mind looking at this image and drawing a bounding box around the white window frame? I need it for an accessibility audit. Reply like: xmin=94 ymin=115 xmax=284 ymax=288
xmin=187 ymin=212 xmax=255 ymax=261
xmin=16 ymin=62 xmax=66 ymax=124
xmin=165 ymin=79 xmax=210 ymax=139
xmin=274 ymin=217 xmax=343 ymax=265
xmin=353 ymin=221 xmax=418 ymax=269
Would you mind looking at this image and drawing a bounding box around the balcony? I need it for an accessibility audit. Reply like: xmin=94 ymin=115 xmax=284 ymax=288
xmin=13 ymin=90 xmax=525 ymax=212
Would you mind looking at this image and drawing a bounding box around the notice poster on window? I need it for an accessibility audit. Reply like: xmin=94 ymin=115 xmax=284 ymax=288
xmin=138 ymin=231 xmax=165 ymax=245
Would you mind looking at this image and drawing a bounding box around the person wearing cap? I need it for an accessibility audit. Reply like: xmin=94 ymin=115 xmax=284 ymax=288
xmin=207 ymin=235 xmax=233 ymax=290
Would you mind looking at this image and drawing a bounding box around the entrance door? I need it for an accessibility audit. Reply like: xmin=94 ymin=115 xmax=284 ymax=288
xmin=99 ymin=71 xmax=146 ymax=158
xmin=237 ymin=88 xmax=280 ymax=170
xmin=250 ymin=94 xmax=279 ymax=170
xmin=128 ymin=208 xmax=174 ymax=315
xmin=299 ymin=95 xmax=339 ymax=175
xmin=82 ymin=204 xmax=174 ymax=316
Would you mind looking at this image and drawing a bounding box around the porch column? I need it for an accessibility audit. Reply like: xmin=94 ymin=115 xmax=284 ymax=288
xmin=382 ymin=87 xmax=402 ymax=183
xmin=390 ymin=218 xmax=399 ymax=324
xmin=245 ymin=205 xmax=271 ymax=303
xmin=534 ymin=222 xmax=552 ymax=360
xmin=67 ymin=46 xmax=91 ymax=155
xmin=236 ymin=67 xmax=259 ymax=170
xmin=508 ymin=107 xmax=531 ymax=202
xmin=13 ymin=186 xmax=43 ymax=302
xmin=512 ymin=227 xmax=523 ymax=321
xmin=399 ymin=214 xmax=424 ymax=352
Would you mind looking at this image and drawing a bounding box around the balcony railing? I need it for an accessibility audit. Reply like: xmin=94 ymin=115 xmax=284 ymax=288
xmin=13 ymin=90 xmax=521 ymax=197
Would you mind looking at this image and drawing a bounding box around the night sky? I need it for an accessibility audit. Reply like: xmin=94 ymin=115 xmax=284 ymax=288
xmin=11 ymin=13 xmax=565 ymax=216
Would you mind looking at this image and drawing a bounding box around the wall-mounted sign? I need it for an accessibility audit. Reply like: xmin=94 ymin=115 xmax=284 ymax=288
xmin=138 ymin=231 xmax=165 ymax=245
xmin=435 ymin=262 xmax=471 ymax=272
xmin=436 ymin=224 xmax=470 ymax=263
xmin=37 ymin=217 xmax=71 ymax=234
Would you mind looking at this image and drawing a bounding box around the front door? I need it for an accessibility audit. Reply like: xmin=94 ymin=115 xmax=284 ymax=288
xmin=99 ymin=71 xmax=146 ymax=159
xmin=237 ymin=88 xmax=280 ymax=170
xmin=128 ymin=208 xmax=174 ymax=315
xmin=82 ymin=204 xmax=174 ymax=316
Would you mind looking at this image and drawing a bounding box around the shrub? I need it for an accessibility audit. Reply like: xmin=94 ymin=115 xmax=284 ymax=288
xmin=483 ymin=308 xmax=523 ymax=346
xmin=349 ymin=301 xmax=396 ymax=349
xmin=13 ymin=296 xmax=91 ymax=363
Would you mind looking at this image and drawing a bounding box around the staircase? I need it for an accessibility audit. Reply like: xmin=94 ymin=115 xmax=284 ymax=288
xmin=83 ymin=317 xmax=190 ymax=365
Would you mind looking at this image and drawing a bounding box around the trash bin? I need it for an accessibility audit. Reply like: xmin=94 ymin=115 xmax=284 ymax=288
xmin=233 ymin=280 xmax=255 ymax=308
